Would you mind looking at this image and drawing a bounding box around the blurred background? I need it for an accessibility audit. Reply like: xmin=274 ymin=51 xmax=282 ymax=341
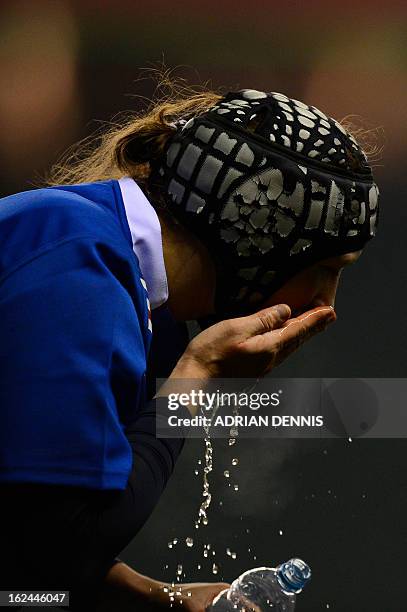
xmin=1 ymin=0 xmax=406 ymax=610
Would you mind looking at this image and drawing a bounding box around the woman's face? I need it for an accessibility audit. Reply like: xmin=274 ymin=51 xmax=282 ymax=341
xmin=257 ymin=249 xmax=363 ymax=316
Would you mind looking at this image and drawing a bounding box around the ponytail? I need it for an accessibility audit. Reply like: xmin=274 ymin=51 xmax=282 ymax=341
xmin=43 ymin=73 xmax=222 ymax=190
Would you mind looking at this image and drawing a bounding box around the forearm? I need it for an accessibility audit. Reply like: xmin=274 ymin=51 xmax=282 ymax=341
xmin=100 ymin=562 xmax=173 ymax=610
xmin=100 ymin=562 xmax=230 ymax=612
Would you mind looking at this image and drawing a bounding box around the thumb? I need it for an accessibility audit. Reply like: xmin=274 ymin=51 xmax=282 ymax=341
xmin=204 ymin=583 xmax=231 ymax=607
xmin=243 ymin=303 xmax=291 ymax=338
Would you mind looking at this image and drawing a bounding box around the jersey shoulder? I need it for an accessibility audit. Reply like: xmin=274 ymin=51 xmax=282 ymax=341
xmin=0 ymin=180 xmax=132 ymax=271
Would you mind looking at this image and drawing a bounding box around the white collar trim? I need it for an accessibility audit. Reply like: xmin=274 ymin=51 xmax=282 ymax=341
xmin=118 ymin=177 xmax=168 ymax=310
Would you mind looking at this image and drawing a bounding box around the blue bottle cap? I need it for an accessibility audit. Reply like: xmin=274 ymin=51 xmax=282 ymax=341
xmin=276 ymin=558 xmax=311 ymax=594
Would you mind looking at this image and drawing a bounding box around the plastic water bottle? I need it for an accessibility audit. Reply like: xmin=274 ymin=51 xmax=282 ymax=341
xmin=206 ymin=558 xmax=311 ymax=611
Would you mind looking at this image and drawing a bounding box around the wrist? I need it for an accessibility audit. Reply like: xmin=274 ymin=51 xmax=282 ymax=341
xmin=170 ymin=354 xmax=213 ymax=380
xmin=153 ymin=356 xmax=213 ymax=418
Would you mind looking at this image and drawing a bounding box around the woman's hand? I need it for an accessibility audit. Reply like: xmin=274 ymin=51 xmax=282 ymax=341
xmin=167 ymin=581 xmax=230 ymax=611
xmin=172 ymin=304 xmax=336 ymax=380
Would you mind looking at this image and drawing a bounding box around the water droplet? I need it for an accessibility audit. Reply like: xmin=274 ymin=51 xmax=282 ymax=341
xmin=168 ymin=542 xmax=173 ymax=549
xmin=197 ymin=564 xmax=201 ymax=570
xmin=173 ymin=538 xmax=178 ymax=545
xmin=176 ymin=564 xmax=183 ymax=576
xmin=279 ymin=529 xmax=283 ymax=536
xmin=228 ymin=438 xmax=236 ymax=446
xmin=226 ymin=548 xmax=237 ymax=559
xmin=348 ymin=437 xmax=353 ymax=443
xmin=186 ymin=537 xmax=194 ymax=547
xmin=194 ymin=469 xmax=199 ymax=475
xmin=232 ymin=458 xmax=239 ymax=466
xmin=233 ymin=484 xmax=239 ymax=491
xmin=224 ymin=470 xmax=230 ymax=478
xmin=212 ymin=563 xmax=219 ymax=575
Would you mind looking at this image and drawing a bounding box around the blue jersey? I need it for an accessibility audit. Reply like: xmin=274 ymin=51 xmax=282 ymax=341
xmin=0 ymin=180 xmax=152 ymax=489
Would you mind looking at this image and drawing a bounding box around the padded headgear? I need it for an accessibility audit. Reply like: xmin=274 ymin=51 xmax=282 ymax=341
xmin=151 ymin=89 xmax=379 ymax=317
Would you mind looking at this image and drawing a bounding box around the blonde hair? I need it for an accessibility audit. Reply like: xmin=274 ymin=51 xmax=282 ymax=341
xmin=338 ymin=115 xmax=384 ymax=168
xmin=44 ymin=70 xmax=222 ymax=194
xmin=43 ymin=70 xmax=382 ymax=197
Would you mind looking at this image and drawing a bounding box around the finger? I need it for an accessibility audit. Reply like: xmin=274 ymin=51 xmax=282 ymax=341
xmin=241 ymin=306 xmax=335 ymax=356
xmin=240 ymin=303 xmax=292 ymax=338
xmin=279 ymin=306 xmax=336 ymax=338
xmin=273 ymin=306 xmax=336 ymax=365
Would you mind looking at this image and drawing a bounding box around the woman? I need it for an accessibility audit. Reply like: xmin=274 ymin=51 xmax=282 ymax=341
xmin=0 ymin=82 xmax=379 ymax=610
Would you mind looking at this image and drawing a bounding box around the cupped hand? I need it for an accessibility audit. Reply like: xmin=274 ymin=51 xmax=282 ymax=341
xmin=168 ymin=581 xmax=230 ymax=611
xmin=173 ymin=304 xmax=336 ymax=380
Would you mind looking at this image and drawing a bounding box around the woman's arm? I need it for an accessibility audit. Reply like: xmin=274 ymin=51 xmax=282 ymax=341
xmin=97 ymin=303 xmax=336 ymax=610
xmin=98 ymin=561 xmax=229 ymax=612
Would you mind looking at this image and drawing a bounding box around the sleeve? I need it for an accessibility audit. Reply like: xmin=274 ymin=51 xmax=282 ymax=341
xmin=72 ymin=396 xmax=190 ymax=593
xmin=0 ymin=235 xmax=148 ymax=489
xmin=0 ymin=234 xmax=190 ymax=595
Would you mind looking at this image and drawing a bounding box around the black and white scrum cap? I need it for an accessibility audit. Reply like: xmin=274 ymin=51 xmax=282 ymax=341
xmin=153 ymin=88 xmax=380 ymax=316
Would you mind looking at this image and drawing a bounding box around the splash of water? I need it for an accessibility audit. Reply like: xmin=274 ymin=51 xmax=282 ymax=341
xmin=195 ymin=399 xmax=218 ymax=529
xmin=195 ymin=434 xmax=213 ymax=528
xmin=164 ymin=380 xmax=259 ymax=589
